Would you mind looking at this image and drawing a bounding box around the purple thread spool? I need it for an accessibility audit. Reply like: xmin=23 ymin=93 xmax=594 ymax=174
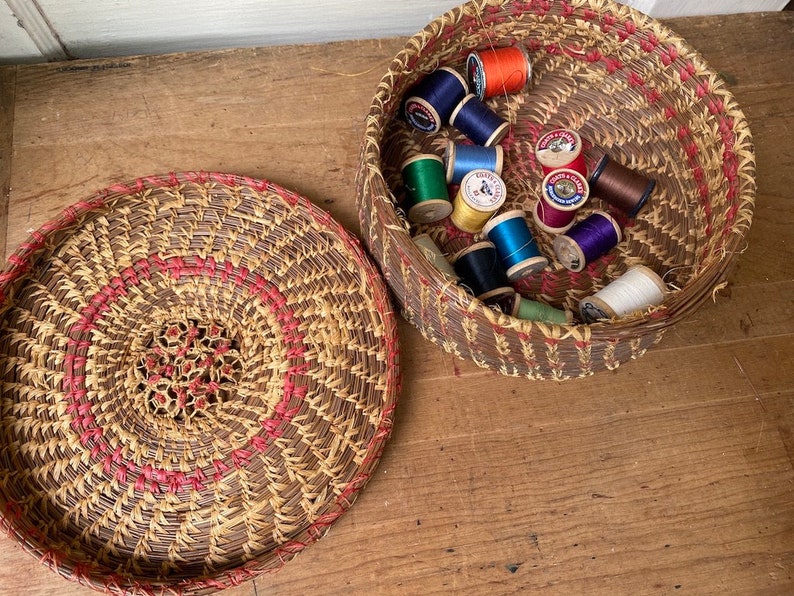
xmin=403 ymin=67 xmax=469 ymax=133
xmin=449 ymin=94 xmax=510 ymax=146
xmin=552 ymin=211 xmax=622 ymax=272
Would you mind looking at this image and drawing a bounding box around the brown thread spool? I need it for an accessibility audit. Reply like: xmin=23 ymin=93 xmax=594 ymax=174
xmin=589 ymin=153 xmax=655 ymax=217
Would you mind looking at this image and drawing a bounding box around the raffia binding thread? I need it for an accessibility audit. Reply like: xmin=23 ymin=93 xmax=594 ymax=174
xmin=450 ymin=93 xmax=511 ymax=146
xmin=467 ymin=45 xmax=532 ymax=99
xmin=401 ymin=154 xmax=453 ymax=223
xmin=535 ymin=128 xmax=588 ymax=177
xmin=552 ymin=210 xmax=622 ymax=272
xmin=444 ymin=140 xmax=504 ymax=184
xmin=579 ymin=265 xmax=668 ymax=323
xmin=451 ymin=169 xmax=507 ymax=233
xmin=403 ymin=66 xmax=469 ymax=133
xmin=452 ymin=241 xmax=514 ymax=306
xmin=482 ymin=209 xmax=548 ymax=280
xmin=532 ymin=168 xmax=590 ymax=234
xmin=413 ymin=233 xmax=459 ymax=280
xmin=589 ymin=153 xmax=655 ymax=217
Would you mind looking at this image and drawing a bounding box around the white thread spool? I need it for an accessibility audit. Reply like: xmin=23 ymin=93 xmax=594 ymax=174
xmin=579 ymin=265 xmax=667 ymax=322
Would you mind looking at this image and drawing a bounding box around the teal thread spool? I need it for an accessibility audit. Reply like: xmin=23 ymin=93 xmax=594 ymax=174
xmin=401 ymin=154 xmax=453 ymax=223
xmin=482 ymin=209 xmax=548 ymax=281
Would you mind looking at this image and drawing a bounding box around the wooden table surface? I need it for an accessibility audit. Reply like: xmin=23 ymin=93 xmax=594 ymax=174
xmin=0 ymin=10 xmax=792 ymax=596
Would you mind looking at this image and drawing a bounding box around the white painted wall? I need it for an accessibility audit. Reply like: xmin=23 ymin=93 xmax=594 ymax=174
xmin=0 ymin=0 xmax=788 ymax=65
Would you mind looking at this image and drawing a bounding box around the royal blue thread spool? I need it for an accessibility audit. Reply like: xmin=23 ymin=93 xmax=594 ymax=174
xmin=444 ymin=140 xmax=504 ymax=185
xmin=482 ymin=209 xmax=548 ymax=281
xmin=403 ymin=67 xmax=469 ymax=134
xmin=449 ymin=94 xmax=510 ymax=146
xmin=452 ymin=241 xmax=514 ymax=306
xmin=552 ymin=210 xmax=622 ymax=272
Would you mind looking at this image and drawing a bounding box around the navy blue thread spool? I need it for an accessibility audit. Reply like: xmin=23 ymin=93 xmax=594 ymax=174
xmin=402 ymin=67 xmax=469 ymax=134
xmin=444 ymin=140 xmax=504 ymax=185
xmin=552 ymin=210 xmax=622 ymax=272
xmin=452 ymin=241 xmax=514 ymax=306
xmin=449 ymin=94 xmax=510 ymax=146
xmin=589 ymin=153 xmax=655 ymax=216
xmin=482 ymin=209 xmax=548 ymax=281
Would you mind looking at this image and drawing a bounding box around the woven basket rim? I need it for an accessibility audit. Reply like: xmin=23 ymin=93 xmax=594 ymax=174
xmin=355 ymin=0 xmax=756 ymax=372
xmin=0 ymin=171 xmax=401 ymax=594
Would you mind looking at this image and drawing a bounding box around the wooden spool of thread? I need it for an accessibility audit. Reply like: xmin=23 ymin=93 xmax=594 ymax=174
xmin=532 ymin=168 xmax=590 ymax=234
xmin=579 ymin=265 xmax=667 ymax=323
xmin=466 ymin=45 xmax=532 ymax=99
xmin=509 ymin=294 xmax=572 ymax=325
xmin=535 ymin=128 xmax=588 ymax=177
xmin=552 ymin=210 xmax=622 ymax=272
xmin=451 ymin=169 xmax=507 ymax=233
xmin=413 ymin=233 xmax=459 ymax=280
xmin=482 ymin=209 xmax=548 ymax=281
xmin=444 ymin=140 xmax=504 ymax=185
xmin=401 ymin=154 xmax=453 ymax=223
xmin=403 ymin=66 xmax=469 ymax=133
xmin=452 ymin=241 xmax=514 ymax=306
xmin=449 ymin=94 xmax=510 ymax=147
xmin=589 ymin=153 xmax=655 ymax=217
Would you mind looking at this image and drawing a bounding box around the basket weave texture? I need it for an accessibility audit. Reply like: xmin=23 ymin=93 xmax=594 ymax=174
xmin=356 ymin=0 xmax=755 ymax=379
xmin=0 ymin=172 xmax=400 ymax=594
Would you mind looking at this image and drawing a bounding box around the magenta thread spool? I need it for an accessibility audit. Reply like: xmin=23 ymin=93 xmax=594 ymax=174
xmin=589 ymin=153 xmax=656 ymax=216
xmin=403 ymin=67 xmax=469 ymax=133
xmin=532 ymin=168 xmax=590 ymax=234
xmin=552 ymin=210 xmax=622 ymax=272
xmin=401 ymin=154 xmax=453 ymax=223
xmin=444 ymin=140 xmax=504 ymax=185
xmin=482 ymin=209 xmax=548 ymax=281
xmin=535 ymin=128 xmax=588 ymax=177
xmin=452 ymin=241 xmax=514 ymax=306
xmin=579 ymin=265 xmax=667 ymax=323
xmin=449 ymin=93 xmax=510 ymax=147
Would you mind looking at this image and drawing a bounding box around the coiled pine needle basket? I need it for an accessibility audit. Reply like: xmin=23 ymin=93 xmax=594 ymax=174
xmin=356 ymin=0 xmax=755 ymax=379
xmin=0 ymin=172 xmax=400 ymax=594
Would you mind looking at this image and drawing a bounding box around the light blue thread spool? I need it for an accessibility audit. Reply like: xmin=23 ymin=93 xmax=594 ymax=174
xmin=444 ymin=140 xmax=504 ymax=185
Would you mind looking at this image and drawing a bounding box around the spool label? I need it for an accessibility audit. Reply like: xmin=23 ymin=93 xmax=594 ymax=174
xmin=466 ymin=53 xmax=486 ymax=99
xmin=544 ymin=171 xmax=587 ymax=207
xmin=537 ymin=129 xmax=579 ymax=154
xmin=461 ymin=170 xmax=506 ymax=208
xmin=580 ymin=299 xmax=611 ymax=323
xmin=404 ymin=99 xmax=439 ymax=133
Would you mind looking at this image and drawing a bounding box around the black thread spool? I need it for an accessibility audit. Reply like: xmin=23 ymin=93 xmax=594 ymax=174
xmin=452 ymin=241 xmax=514 ymax=307
xmin=589 ymin=153 xmax=656 ymax=217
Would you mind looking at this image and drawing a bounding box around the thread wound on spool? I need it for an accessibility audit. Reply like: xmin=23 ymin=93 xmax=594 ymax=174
xmin=452 ymin=241 xmax=513 ymax=305
xmin=589 ymin=153 xmax=655 ymax=217
xmin=482 ymin=209 xmax=548 ymax=280
xmin=552 ymin=210 xmax=622 ymax=272
xmin=510 ymin=294 xmax=572 ymax=324
xmin=533 ymin=169 xmax=589 ymax=234
xmin=449 ymin=94 xmax=510 ymax=147
xmin=579 ymin=265 xmax=667 ymax=323
xmin=467 ymin=45 xmax=532 ymax=99
xmin=401 ymin=154 xmax=453 ymax=223
xmin=413 ymin=233 xmax=459 ymax=280
xmin=403 ymin=67 xmax=468 ymax=133
xmin=451 ymin=169 xmax=507 ymax=233
xmin=444 ymin=140 xmax=504 ymax=185
xmin=535 ymin=128 xmax=587 ymax=176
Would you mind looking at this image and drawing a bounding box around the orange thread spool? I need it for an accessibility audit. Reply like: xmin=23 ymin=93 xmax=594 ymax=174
xmin=467 ymin=46 xmax=532 ymax=99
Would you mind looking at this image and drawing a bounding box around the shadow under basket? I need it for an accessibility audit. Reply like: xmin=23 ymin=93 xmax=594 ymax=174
xmin=356 ymin=0 xmax=755 ymax=379
xmin=0 ymin=173 xmax=400 ymax=594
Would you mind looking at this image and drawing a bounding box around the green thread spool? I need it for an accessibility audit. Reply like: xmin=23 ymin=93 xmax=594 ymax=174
xmin=510 ymin=294 xmax=572 ymax=324
xmin=401 ymin=154 xmax=453 ymax=223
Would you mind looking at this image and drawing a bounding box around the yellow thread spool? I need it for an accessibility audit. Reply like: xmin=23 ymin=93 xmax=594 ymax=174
xmin=450 ymin=169 xmax=507 ymax=233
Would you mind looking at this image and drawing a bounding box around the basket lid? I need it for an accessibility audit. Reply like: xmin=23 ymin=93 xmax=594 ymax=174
xmin=0 ymin=172 xmax=400 ymax=593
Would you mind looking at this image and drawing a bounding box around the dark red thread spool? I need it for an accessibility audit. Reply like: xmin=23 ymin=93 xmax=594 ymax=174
xmin=535 ymin=129 xmax=588 ymax=177
xmin=589 ymin=153 xmax=655 ymax=217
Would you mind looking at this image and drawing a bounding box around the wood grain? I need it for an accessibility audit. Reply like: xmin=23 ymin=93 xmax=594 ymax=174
xmin=0 ymin=11 xmax=792 ymax=596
